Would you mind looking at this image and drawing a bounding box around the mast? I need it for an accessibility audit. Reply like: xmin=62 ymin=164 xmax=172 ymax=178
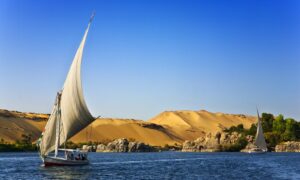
xmin=54 ymin=92 xmax=62 ymax=157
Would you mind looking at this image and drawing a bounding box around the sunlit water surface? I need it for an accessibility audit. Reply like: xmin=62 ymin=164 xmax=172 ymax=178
xmin=0 ymin=152 xmax=299 ymax=179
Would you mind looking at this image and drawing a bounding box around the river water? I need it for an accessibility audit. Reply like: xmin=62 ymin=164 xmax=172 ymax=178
xmin=0 ymin=152 xmax=299 ymax=179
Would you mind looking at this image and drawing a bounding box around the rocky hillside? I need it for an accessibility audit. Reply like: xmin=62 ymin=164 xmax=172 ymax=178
xmin=275 ymin=141 xmax=300 ymax=152
xmin=182 ymin=132 xmax=243 ymax=152
xmin=95 ymin=138 xmax=156 ymax=152
xmin=0 ymin=108 xmax=256 ymax=147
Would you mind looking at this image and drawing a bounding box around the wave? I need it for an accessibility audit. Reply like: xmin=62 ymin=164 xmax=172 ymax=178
xmin=92 ymin=157 xmax=204 ymax=165
xmin=0 ymin=157 xmax=37 ymax=161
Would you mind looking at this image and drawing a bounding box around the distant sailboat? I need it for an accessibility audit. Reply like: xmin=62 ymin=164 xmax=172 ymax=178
xmin=247 ymin=109 xmax=268 ymax=153
xmin=38 ymin=13 xmax=96 ymax=166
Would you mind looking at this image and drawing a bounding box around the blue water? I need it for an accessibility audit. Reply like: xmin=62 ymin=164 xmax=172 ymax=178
xmin=0 ymin=152 xmax=299 ymax=179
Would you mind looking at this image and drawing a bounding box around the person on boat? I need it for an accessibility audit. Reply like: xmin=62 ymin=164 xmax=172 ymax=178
xmin=70 ymin=153 xmax=74 ymax=160
xmin=75 ymin=154 xmax=81 ymax=160
xmin=66 ymin=151 xmax=73 ymax=160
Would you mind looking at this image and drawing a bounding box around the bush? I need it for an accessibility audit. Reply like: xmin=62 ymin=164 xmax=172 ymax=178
xmin=224 ymin=124 xmax=244 ymax=134
xmin=222 ymin=136 xmax=248 ymax=152
xmin=225 ymin=113 xmax=300 ymax=150
xmin=273 ymin=114 xmax=285 ymax=134
xmin=246 ymin=124 xmax=257 ymax=136
xmin=281 ymin=118 xmax=297 ymax=141
xmin=264 ymin=132 xmax=281 ymax=150
xmin=261 ymin=113 xmax=274 ymax=132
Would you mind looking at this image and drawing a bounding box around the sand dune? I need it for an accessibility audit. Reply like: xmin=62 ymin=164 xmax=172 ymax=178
xmin=71 ymin=118 xmax=180 ymax=146
xmin=0 ymin=109 xmax=256 ymax=146
xmin=0 ymin=109 xmax=47 ymax=142
xmin=149 ymin=110 xmax=256 ymax=141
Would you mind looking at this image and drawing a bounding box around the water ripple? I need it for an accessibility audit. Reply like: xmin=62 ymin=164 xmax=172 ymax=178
xmin=0 ymin=152 xmax=299 ymax=179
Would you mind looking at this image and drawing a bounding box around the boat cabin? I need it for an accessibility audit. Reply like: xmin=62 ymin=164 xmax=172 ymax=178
xmin=56 ymin=149 xmax=88 ymax=161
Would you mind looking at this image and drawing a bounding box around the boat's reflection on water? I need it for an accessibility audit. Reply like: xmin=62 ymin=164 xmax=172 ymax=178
xmin=40 ymin=164 xmax=92 ymax=179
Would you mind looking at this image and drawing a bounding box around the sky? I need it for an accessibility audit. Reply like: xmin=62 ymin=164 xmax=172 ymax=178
xmin=0 ymin=0 xmax=299 ymax=120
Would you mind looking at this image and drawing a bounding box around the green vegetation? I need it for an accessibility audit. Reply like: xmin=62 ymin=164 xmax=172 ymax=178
xmin=0 ymin=138 xmax=100 ymax=152
xmin=160 ymin=143 xmax=182 ymax=151
xmin=261 ymin=113 xmax=274 ymax=133
xmin=222 ymin=136 xmax=248 ymax=152
xmin=0 ymin=134 xmax=37 ymax=152
xmin=224 ymin=124 xmax=245 ymax=134
xmin=224 ymin=123 xmax=256 ymax=136
xmin=225 ymin=113 xmax=300 ymax=151
xmin=263 ymin=114 xmax=300 ymax=149
xmin=273 ymin=114 xmax=285 ymax=134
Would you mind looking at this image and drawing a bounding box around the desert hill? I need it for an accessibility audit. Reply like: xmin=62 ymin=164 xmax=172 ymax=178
xmin=0 ymin=109 xmax=48 ymax=142
xmin=149 ymin=110 xmax=256 ymax=141
xmin=0 ymin=109 xmax=256 ymax=146
xmin=0 ymin=109 xmax=179 ymax=146
xmin=72 ymin=118 xmax=181 ymax=146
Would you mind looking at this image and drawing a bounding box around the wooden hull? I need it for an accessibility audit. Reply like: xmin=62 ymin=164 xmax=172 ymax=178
xmin=43 ymin=156 xmax=89 ymax=167
xmin=247 ymin=151 xmax=266 ymax=154
xmin=246 ymin=148 xmax=267 ymax=154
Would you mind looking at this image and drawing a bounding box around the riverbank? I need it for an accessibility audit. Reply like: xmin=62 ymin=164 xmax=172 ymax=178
xmin=0 ymin=143 xmax=36 ymax=152
xmin=2 ymin=138 xmax=300 ymax=153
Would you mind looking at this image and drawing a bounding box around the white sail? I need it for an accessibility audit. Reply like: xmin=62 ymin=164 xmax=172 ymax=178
xmin=40 ymin=16 xmax=95 ymax=156
xmin=39 ymin=99 xmax=60 ymax=156
xmin=254 ymin=110 xmax=267 ymax=151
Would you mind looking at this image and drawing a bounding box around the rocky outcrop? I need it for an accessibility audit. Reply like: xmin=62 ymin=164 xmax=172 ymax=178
xmin=96 ymin=138 xmax=156 ymax=152
xmin=240 ymin=135 xmax=256 ymax=152
xmin=82 ymin=145 xmax=92 ymax=152
xmin=275 ymin=141 xmax=300 ymax=152
xmin=128 ymin=141 xmax=154 ymax=152
xmin=240 ymin=143 xmax=257 ymax=152
xmin=182 ymin=132 xmax=241 ymax=152
xmin=106 ymin=138 xmax=129 ymax=152
xmin=82 ymin=145 xmax=97 ymax=152
xmin=220 ymin=132 xmax=241 ymax=145
xmin=96 ymin=144 xmax=106 ymax=152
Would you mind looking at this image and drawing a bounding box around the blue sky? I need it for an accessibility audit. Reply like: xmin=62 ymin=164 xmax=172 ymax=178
xmin=0 ymin=0 xmax=299 ymax=120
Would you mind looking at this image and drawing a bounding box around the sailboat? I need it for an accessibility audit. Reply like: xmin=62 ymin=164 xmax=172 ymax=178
xmin=246 ymin=109 xmax=268 ymax=153
xmin=37 ymin=13 xmax=96 ymax=166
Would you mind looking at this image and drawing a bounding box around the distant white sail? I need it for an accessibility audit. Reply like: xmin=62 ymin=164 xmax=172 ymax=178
xmin=40 ymin=18 xmax=95 ymax=156
xmin=254 ymin=110 xmax=267 ymax=151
